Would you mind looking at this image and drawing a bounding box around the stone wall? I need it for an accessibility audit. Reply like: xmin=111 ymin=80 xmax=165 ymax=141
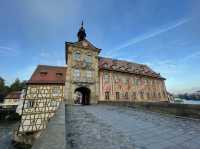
xmin=98 ymin=101 xmax=200 ymax=119
xmin=99 ymin=70 xmax=168 ymax=102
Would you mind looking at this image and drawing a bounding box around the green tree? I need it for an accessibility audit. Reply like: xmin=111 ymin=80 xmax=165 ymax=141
xmin=0 ymin=77 xmax=9 ymax=99
xmin=9 ymin=78 xmax=26 ymax=92
xmin=0 ymin=77 xmax=27 ymax=101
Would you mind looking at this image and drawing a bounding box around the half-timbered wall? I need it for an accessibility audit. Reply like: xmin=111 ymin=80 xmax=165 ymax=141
xmin=17 ymin=84 xmax=64 ymax=134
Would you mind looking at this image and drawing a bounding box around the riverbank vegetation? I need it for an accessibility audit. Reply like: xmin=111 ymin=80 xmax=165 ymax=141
xmin=0 ymin=77 xmax=26 ymax=101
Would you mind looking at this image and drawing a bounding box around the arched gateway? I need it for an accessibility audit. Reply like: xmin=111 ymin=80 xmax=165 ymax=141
xmin=74 ymin=87 xmax=90 ymax=105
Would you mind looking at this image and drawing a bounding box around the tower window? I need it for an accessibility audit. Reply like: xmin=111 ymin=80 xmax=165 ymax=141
xmin=86 ymin=71 xmax=92 ymax=78
xmin=73 ymin=51 xmax=80 ymax=61
xmin=85 ymin=55 xmax=92 ymax=63
xmin=74 ymin=69 xmax=80 ymax=78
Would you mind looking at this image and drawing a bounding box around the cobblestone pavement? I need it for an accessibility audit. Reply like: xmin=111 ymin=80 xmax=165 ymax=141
xmin=33 ymin=104 xmax=65 ymax=149
xmin=66 ymin=105 xmax=200 ymax=149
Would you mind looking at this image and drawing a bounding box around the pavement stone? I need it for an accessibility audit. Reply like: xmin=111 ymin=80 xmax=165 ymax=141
xmin=65 ymin=105 xmax=200 ymax=149
xmin=32 ymin=103 xmax=65 ymax=149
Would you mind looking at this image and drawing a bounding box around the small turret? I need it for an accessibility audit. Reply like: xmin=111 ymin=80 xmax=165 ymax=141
xmin=77 ymin=21 xmax=86 ymax=41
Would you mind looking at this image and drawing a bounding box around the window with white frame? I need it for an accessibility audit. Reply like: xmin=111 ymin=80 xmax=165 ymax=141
xmin=85 ymin=55 xmax=92 ymax=63
xmin=52 ymin=86 xmax=61 ymax=97
xmin=74 ymin=69 xmax=80 ymax=78
xmin=73 ymin=51 xmax=80 ymax=61
xmin=86 ymin=70 xmax=92 ymax=79
xmin=104 ymin=73 xmax=109 ymax=82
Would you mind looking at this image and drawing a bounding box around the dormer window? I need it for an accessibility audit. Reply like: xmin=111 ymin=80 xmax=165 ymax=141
xmin=73 ymin=51 xmax=80 ymax=61
xmin=40 ymin=71 xmax=47 ymax=77
xmin=103 ymin=63 xmax=109 ymax=68
xmin=56 ymin=73 xmax=63 ymax=77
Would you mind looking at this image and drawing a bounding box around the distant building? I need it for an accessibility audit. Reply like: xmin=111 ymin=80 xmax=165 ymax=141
xmin=2 ymin=91 xmax=22 ymax=109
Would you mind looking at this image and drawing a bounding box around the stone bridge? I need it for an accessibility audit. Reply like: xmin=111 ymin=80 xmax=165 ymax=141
xmin=32 ymin=104 xmax=200 ymax=149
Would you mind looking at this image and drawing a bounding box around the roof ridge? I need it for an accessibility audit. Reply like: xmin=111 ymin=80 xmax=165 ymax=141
xmin=99 ymin=56 xmax=146 ymax=66
xmin=38 ymin=64 xmax=67 ymax=68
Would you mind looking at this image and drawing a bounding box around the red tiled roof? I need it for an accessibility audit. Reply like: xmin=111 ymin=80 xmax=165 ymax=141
xmin=99 ymin=57 xmax=165 ymax=80
xmin=27 ymin=65 xmax=67 ymax=84
xmin=5 ymin=91 xmax=21 ymax=99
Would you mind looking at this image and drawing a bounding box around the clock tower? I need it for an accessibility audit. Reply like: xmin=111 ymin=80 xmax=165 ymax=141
xmin=65 ymin=22 xmax=101 ymax=105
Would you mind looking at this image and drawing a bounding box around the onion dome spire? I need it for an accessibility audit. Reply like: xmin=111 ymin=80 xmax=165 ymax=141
xmin=77 ymin=21 xmax=86 ymax=41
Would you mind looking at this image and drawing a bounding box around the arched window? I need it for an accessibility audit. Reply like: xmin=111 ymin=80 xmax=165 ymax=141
xmin=85 ymin=54 xmax=92 ymax=63
xmin=73 ymin=51 xmax=80 ymax=61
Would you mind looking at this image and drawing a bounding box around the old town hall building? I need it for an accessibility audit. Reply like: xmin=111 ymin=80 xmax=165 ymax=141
xmin=27 ymin=23 xmax=168 ymax=105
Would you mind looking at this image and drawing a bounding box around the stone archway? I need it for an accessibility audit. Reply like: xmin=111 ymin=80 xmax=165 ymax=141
xmin=74 ymin=87 xmax=91 ymax=105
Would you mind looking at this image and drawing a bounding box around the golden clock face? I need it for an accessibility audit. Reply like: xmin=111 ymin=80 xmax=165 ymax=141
xmin=82 ymin=41 xmax=88 ymax=47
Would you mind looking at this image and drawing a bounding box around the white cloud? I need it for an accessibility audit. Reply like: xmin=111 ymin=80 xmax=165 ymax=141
xmin=181 ymin=50 xmax=200 ymax=62
xmin=0 ymin=46 xmax=19 ymax=56
xmin=141 ymin=51 xmax=200 ymax=94
xmin=105 ymin=17 xmax=192 ymax=57
xmin=38 ymin=49 xmax=65 ymax=66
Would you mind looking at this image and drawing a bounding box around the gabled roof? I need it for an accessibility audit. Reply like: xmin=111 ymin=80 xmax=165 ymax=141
xmin=99 ymin=57 xmax=165 ymax=80
xmin=27 ymin=65 xmax=67 ymax=84
xmin=66 ymin=39 xmax=101 ymax=53
xmin=5 ymin=91 xmax=21 ymax=99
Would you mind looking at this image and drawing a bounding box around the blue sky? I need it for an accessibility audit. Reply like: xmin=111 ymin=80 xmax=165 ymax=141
xmin=0 ymin=0 xmax=200 ymax=94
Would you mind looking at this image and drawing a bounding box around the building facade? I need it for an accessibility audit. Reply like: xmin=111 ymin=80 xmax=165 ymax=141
xmin=1 ymin=91 xmax=22 ymax=109
xmin=64 ymin=23 xmax=168 ymax=104
xmin=27 ymin=23 xmax=168 ymax=105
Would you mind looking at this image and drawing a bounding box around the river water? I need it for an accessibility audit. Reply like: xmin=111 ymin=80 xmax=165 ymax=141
xmin=174 ymin=98 xmax=200 ymax=105
xmin=182 ymin=99 xmax=200 ymax=105
xmin=0 ymin=121 xmax=17 ymax=149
